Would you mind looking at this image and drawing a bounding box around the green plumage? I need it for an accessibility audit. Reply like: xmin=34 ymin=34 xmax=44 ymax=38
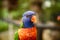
xmin=14 ymin=22 xmax=23 ymax=40
xmin=14 ymin=31 xmax=19 ymax=40
xmin=20 ymin=22 xmax=23 ymax=28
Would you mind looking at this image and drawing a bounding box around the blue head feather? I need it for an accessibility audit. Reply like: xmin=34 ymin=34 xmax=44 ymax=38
xmin=23 ymin=11 xmax=35 ymax=17
xmin=22 ymin=11 xmax=36 ymax=28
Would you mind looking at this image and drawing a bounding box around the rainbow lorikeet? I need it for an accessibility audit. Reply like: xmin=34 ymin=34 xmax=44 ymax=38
xmin=14 ymin=11 xmax=37 ymax=40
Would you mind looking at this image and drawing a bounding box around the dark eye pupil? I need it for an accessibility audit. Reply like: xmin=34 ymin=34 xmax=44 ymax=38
xmin=26 ymin=15 xmax=31 ymax=17
xmin=26 ymin=15 xmax=29 ymax=17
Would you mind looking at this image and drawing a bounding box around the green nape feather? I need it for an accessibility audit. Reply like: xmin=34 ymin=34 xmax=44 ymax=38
xmin=20 ymin=22 xmax=24 ymax=28
xmin=14 ymin=31 xmax=19 ymax=40
xmin=14 ymin=22 xmax=24 ymax=40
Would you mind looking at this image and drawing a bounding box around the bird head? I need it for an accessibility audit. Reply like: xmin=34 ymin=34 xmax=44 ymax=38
xmin=23 ymin=11 xmax=37 ymax=24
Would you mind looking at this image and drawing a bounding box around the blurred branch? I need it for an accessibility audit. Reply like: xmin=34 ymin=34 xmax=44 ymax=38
xmin=0 ymin=18 xmax=20 ymax=27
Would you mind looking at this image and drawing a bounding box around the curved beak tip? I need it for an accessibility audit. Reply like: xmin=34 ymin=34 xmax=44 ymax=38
xmin=31 ymin=16 xmax=37 ymax=23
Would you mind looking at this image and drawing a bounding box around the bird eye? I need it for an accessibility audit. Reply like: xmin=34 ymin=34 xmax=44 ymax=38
xmin=26 ymin=15 xmax=29 ymax=17
xmin=26 ymin=15 xmax=31 ymax=17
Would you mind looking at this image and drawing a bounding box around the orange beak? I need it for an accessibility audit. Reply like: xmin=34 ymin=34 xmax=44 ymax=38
xmin=31 ymin=15 xmax=37 ymax=23
xmin=57 ymin=16 xmax=60 ymax=21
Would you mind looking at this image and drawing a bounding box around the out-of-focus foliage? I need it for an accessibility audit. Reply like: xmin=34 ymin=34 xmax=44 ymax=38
xmin=11 ymin=0 xmax=29 ymax=19
xmin=0 ymin=0 xmax=2 ymax=18
xmin=0 ymin=21 xmax=8 ymax=32
xmin=44 ymin=0 xmax=60 ymax=22
xmin=0 ymin=0 xmax=29 ymax=32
